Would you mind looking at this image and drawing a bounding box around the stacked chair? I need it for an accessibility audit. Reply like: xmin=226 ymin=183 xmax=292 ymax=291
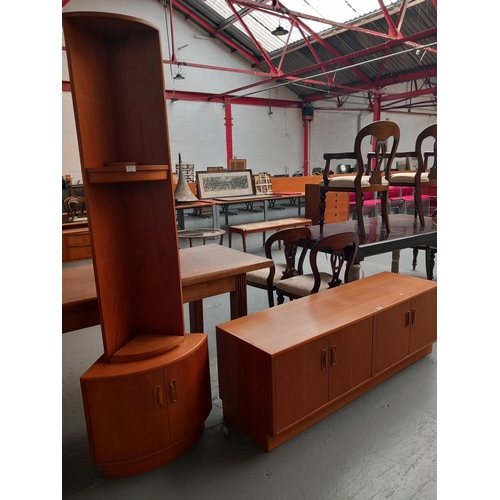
xmin=388 ymin=123 xmax=437 ymax=226
xmin=318 ymin=120 xmax=400 ymax=237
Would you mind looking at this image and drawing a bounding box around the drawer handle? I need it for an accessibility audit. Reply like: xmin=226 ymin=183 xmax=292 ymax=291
xmin=331 ymin=345 xmax=337 ymax=366
xmin=405 ymin=310 xmax=411 ymax=328
xmin=169 ymin=379 xmax=178 ymax=403
xmin=321 ymin=349 xmax=327 ymax=370
xmin=154 ymin=385 xmax=164 ymax=409
xmin=412 ymin=308 xmax=416 ymax=325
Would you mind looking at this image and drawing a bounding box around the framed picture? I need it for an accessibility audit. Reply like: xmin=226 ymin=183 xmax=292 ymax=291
xmin=196 ymin=169 xmax=254 ymax=199
xmin=175 ymin=162 xmax=195 ymax=182
xmin=253 ymin=173 xmax=273 ymax=195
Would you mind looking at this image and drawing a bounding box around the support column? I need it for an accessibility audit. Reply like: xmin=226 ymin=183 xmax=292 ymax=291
xmin=224 ymin=99 xmax=233 ymax=169
xmin=303 ymin=119 xmax=309 ymax=176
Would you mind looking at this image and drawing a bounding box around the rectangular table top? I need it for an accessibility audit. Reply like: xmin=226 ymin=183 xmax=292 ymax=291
xmin=63 ymin=244 xmax=273 ymax=314
xmin=309 ymin=214 xmax=437 ymax=261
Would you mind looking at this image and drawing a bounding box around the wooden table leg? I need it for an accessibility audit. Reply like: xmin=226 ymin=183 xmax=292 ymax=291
xmin=189 ymin=300 xmax=204 ymax=333
xmin=230 ymin=275 xmax=248 ymax=320
xmin=391 ymin=249 xmax=401 ymax=274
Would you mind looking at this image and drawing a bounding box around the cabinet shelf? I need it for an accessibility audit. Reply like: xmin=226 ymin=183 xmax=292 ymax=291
xmin=110 ymin=333 xmax=185 ymax=363
xmin=87 ymin=165 xmax=170 ymax=184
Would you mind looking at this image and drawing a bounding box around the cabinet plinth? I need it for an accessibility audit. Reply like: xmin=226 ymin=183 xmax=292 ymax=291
xmin=216 ymin=272 xmax=436 ymax=451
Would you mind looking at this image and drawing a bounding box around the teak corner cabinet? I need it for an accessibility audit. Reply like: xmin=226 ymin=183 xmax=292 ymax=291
xmin=216 ymin=272 xmax=436 ymax=452
xmin=63 ymin=12 xmax=211 ymax=477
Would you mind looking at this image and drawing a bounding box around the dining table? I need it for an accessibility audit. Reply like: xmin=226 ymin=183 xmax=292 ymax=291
xmin=62 ymin=244 xmax=273 ymax=334
xmin=307 ymin=213 xmax=437 ymax=279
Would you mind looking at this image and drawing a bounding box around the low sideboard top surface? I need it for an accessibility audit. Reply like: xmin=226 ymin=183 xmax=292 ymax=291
xmin=216 ymin=272 xmax=437 ymax=356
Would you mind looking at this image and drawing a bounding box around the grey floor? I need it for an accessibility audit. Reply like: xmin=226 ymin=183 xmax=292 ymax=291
xmin=62 ymin=203 xmax=437 ymax=499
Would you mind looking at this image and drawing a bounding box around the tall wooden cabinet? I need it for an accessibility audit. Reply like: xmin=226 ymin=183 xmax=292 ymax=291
xmin=63 ymin=12 xmax=211 ymax=477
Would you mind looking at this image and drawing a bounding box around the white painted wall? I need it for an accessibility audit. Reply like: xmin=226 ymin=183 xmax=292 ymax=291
xmin=62 ymin=0 xmax=436 ymax=182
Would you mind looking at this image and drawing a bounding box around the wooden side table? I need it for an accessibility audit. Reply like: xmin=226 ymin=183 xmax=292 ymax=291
xmin=177 ymin=228 xmax=226 ymax=247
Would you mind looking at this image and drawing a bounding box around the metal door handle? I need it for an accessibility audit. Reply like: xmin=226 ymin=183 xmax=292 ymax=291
xmin=331 ymin=345 xmax=337 ymax=366
xmin=154 ymin=385 xmax=164 ymax=409
xmin=169 ymin=379 xmax=178 ymax=403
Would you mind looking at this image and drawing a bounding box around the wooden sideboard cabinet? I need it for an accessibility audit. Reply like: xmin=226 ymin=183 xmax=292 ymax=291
xmin=62 ymin=227 xmax=92 ymax=262
xmin=81 ymin=334 xmax=211 ymax=478
xmin=216 ymin=272 xmax=437 ymax=451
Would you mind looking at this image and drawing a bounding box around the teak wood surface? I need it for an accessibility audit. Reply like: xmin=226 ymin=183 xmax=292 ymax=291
xmin=216 ymin=272 xmax=436 ymax=356
xmin=62 ymin=245 xmax=272 ymax=334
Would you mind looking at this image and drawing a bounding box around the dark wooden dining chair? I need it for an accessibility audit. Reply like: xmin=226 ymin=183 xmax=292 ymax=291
xmin=411 ymin=209 xmax=437 ymax=280
xmin=246 ymin=227 xmax=311 ymax=308
xmin=319 ymin=121 xmax=400 ymax=237
xmin=63 ymin=196 xmax=86 ymax=221
xmin=275 ymin=231 xmax=359 ymax=305
xmin=388 ymin=123 xmax=437 ymax=227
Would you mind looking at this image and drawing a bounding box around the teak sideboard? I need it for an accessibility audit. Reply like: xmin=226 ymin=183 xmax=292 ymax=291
xmin=216 ymin=272 xmax=437 ymax=451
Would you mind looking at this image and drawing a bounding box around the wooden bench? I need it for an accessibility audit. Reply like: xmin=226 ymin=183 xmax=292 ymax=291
xmin=228 ymin=217 xmax=312 ymax=252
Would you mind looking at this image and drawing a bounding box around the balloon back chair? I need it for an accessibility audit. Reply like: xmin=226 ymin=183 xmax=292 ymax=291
xmin=275 ymin=231 xmax=359 ymax=305
xmin=246 ymin=226 xmax=312 ymax=308
xmin=389 ymin=123 xmax=437 ymax=227
xmin=318 ymin=121 xmax=400 ymax=237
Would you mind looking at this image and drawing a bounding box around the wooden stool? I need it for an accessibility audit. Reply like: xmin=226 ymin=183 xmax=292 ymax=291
xmin=177 ymin=228 xmax=225 ymax=247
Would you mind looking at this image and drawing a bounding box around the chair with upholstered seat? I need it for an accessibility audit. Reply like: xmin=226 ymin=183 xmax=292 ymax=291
xmin=246 ymin=226 xmax=311 ymax=308
xmin=389 ymin=123 xmax=437 ymax=227
xmin=319 ymin=121 xmax=400 ymax=237
xmin=275 ymin=231 xmax=359 ymax=305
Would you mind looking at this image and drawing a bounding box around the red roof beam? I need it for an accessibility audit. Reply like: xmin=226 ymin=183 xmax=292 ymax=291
xmin=233 ymin=0 xmax=404 ymax=41
xmin=290 ymin=15 xmax=371 ymax=85
xmin=171 ymin=0 xmax=261 ymax=65
xmin=294 ymin=23 xmax=336 ymax=87
xmin=212 ymin=28 xmax=436 ymax=99
xmin=226 ymin=1 xmax=280 ymax=74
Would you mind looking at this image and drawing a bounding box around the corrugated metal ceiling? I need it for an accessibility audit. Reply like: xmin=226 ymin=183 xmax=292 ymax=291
xmin=170 ymin=0 xmax=437 ymax=105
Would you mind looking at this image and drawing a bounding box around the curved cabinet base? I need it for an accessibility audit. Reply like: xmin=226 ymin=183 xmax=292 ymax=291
xmin=81 ymin=334 xmax=211 ymax=478
xmin=100 ymin=422 xmax=205 ymax=478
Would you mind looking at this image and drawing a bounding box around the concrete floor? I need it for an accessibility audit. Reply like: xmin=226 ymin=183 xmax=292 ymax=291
xmin=62 ymin=204 xmax=437 ymax=499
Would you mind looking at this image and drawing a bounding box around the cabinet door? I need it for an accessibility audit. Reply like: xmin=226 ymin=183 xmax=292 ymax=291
xmin=84 ymin=369 xmax=170 ymax=464
xmin=409 ymin=288 xmax=437 ymax=353
xmin=274 ymin=337 xmax=329 ymax=432
xmin=329 ymin=318 xmax=373 ymax=401
xmin=373 ymin=300 xmax=411 ymax=375
xmin=164 ymin=338 xmax=212 ymax=443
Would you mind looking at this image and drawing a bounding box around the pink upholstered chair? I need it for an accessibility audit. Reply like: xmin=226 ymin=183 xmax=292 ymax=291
xmin=389 ymin=124 xmax=437 ymax=226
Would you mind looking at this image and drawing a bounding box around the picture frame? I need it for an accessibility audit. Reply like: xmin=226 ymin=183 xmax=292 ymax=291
xmin=196 ymin=169 xmax=254 ymax=199
xmin=253 ymin=173 xmax=273 ymax=195
xmin=175 ymin=162 xmax=195 ymax=182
